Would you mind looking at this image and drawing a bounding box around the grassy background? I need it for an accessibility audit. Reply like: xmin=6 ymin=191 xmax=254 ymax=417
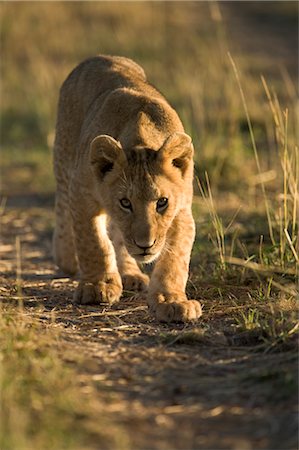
xmin=0 ymin=2 xmax=298 ymax=449
xmin=1 ymin=1 xmax=297 ymax=193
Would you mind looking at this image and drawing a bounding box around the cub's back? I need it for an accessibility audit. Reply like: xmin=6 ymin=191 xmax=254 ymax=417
xmin=59 ymin=55 xmax=162 ymax=115
xmin=54 ymin=55 xmax=181 ymax=169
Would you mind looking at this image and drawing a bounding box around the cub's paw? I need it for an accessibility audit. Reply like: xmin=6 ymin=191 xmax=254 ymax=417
xmin=147 ymin=292 xmax=202 ymax=323
xmin=122 ymin=272 xmax=149 ymax=292
xmin=74 ymin=274 xmax=122 ymax=305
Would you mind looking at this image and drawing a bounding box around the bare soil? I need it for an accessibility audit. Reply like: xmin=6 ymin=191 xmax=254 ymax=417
xmin=0 ymin=200 xmax=297 ymax=450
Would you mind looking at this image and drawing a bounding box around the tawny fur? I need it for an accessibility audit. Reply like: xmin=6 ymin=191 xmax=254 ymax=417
xmin=53 ymin=55 xmax=202 ymax=322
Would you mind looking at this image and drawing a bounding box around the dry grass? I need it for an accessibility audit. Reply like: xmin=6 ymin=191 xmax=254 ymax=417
xmin=0 ymin=202 xmax=297 ymax=449
xmin=0 ymin=301 xmax=130 ymax=450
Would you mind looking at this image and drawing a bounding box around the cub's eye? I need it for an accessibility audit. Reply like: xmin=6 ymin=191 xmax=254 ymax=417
xmin=120 ymin=198 xmax=132 ymax=210
xmin=156 ymin=197 xmax=168 ymax=213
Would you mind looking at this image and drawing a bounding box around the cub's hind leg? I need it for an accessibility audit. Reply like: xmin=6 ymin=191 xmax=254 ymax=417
xmin=53 ymin=152 xmax=78 ymax=276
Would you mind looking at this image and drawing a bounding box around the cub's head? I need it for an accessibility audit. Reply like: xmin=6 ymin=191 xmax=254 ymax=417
xmin=89 ymin=132 xmax=194 ymax=263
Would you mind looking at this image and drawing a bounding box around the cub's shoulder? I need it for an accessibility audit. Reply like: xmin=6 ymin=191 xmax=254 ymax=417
xmin=62 ymin=54 xmax=146 ymax=90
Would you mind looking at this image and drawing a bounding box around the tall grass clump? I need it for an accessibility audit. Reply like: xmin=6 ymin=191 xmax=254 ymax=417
xmin=261 ymin=77 xmax=298 ymax=270
xmin=195 ymin=51 xmax=298 ymax=295
xmin=236 ymin=60 xmax=297 ymax=274
xmin=232 ymin=71 xmax=298 ymax=302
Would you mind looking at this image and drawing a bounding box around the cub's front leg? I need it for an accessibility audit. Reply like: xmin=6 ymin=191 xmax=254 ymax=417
xmin=70 ymin=188 xmax=122 ymax=305
xmin=147 ymin=210 xmax=202 ymax=322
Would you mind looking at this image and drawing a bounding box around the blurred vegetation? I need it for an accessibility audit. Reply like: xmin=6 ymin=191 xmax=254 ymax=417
xmin=1 ymin=1 xmax=297 ymax=193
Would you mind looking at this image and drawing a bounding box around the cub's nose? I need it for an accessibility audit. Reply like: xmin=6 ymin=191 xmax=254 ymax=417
xmin=134 ymin=239 xmax=156 ymax=251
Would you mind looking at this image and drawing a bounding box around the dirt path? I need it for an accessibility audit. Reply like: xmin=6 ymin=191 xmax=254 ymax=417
xmin=1 ymin=204 xmax=297 ymax=450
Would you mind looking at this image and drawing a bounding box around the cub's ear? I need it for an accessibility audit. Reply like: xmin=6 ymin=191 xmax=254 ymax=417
xmin=158 ymin=132 xmax=194 ymax=175
xmin=89 ymin=135 xmax=125 ymax=179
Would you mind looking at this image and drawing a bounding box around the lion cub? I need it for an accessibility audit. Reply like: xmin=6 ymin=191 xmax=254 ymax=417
xmin=53 ymin=55 xmax=202 ymax=322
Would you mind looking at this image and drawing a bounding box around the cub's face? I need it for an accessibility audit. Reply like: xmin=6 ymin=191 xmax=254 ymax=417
xmin=105 ymin=171 xmax=182 ymax=263
xmin=90 ymin=133 xmax=194 ymax=263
